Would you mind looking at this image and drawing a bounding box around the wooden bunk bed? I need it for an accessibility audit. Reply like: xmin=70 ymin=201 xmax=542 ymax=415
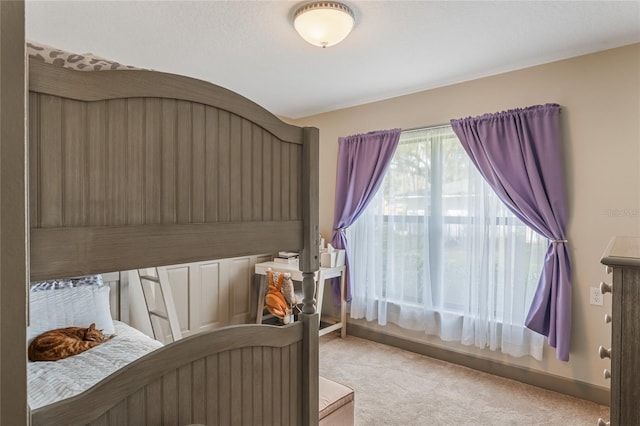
xmin=28 ymin=54 xmax=321 ymax=425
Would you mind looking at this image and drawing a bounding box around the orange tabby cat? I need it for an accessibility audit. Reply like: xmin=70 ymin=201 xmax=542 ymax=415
xmin=28 ymin=323 xmax=112 ymax=362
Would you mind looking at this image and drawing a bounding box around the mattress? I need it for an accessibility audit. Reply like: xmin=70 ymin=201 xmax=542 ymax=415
xmin=28 ymin=320 xmax=163 ymax=410
xmin=27 ymin=40 xmax=139 ymax=71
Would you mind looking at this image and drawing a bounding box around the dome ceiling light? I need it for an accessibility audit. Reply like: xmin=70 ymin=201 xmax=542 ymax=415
xmin=293 ymin=1 xmax=355 ymax=48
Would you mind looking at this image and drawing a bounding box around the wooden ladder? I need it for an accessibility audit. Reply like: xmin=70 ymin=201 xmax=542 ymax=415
xmin=137 ymin=267 xmax=183 ymax=343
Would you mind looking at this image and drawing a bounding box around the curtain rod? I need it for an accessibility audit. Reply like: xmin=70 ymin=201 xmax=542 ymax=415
xmin=401 ymin=123 xmax=451 ymax=133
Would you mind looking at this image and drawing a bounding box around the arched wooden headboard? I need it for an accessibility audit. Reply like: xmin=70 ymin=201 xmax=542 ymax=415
xmin=28 ymin=59 xmax=319 ymax=281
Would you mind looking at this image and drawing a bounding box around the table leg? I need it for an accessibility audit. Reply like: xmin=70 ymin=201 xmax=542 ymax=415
xmin=340 ymin=268 xmax=347 ymax=338
xmin=255 ymin=274 xmax=267 ymax=324
xmin=316 ymin=270 xmax=325 ymax=321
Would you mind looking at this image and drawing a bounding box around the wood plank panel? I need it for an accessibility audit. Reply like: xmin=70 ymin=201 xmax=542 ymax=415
xmin=230 ymin=348 xmax=242 ymax=425
xmin=162 ymin=370 xmax=178 ymax=425
xmin=281 ymin=342 xmax=291 ymax=425
xmin=251 ymin=125 xmax=263 ymax=221
xmin=204 ymin=106 xmax=219 ymax=222
xmin=291 ymin=342 xmax=301 ymax=425
xmin=262 ymin=347 xmax=273 ymax=423
xmin=242 ymin=347 xmax=253 ymax=424
xmin=192 ymin=358 xmax=207 ymax=423
xmin=38 ymin=95 xmax=63 ymax=228
xmin=271 ymin=135 xmax=282 ymax=221
xmin=206 ymin=354 xmax=220 ymax=425
xmin=177 ymin=100 xmax=192 ymax=224
xmin=262 ymin=130 xmax=272 ymax=221
xmin=291 ymin=144 xmax=302 ymax=220
xmin=280 ymin=142 xmax=291 ymax=221
xmin=191 ymin=103 xmax=206 ymax=223
xmin=105 ymin=99 xmax=127 ymax=225
xmin=217 ymin=110 xmax=230 ymax=221
xmin=107 ymin=399 xmax=127 ymax=426
xmin=29 ymin=93 xmax=40 ymax=227
xmin=87 ymin=101 xmax=106 ymax=226
xmin=145 ymin=378 xmax=163 ymax=425
xmin=218 ymin=351 xmax=231 ymax=425
xmin=126 ymin=98 xmax=145 ymax=225
xmin=178 ymin=364 xmax=193 ymax=424
xmin=229 ymin=115 xmax=242 ymax=221
xmin=29 ymin=80 xmax=310 ymax=227
xmin=241 ymin=120 xmax=253 ymax=221
xmin=144 ymin=98 xmax=162 ymax=224
xmin=87 ymin=415 xmax=107 ymax=426
xmin=252 ymin=347 xmax=263 ymax=425
xmin=161 ymin=99 xmax=177 ymax=224
xmin=126 ymin=388 xmax=145 ymax=425
xmin=272 ymin=347 xmax=283 ymax=425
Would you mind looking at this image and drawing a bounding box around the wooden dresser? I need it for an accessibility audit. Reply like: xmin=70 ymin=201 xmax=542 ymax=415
xmin=600 ymin=236 xmax=640 ymax=426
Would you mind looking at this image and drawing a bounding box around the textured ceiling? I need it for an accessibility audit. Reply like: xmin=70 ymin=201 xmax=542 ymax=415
xmin=26 ymin=1 xmax=640 ymax=119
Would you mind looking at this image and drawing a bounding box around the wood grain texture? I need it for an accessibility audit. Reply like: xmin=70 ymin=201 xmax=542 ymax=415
xmin=30 ymin=221 xmax=303 ymax=281
xmin=30 ymin=88 xmax=306 ymax=281
xmin=29 ymin=92 xmax=40 ymax=227
xmin=30 ymin=97 xmax=302 ymax=231
xmin=28 ymin=54 xmax=320 ymax=426
xmin=601 ymin=236 xmax=640 ymax=269
xmin=302 ymin=313 xmax=320 ymax=426
xmin=29 ymin=59 xmax=303 ymax=143
xmin=31 ymin=323 xmax=304 ymax=426
xmin=87 ymin=100 xmax=107 ymax=226
xmin=1 ymin=3 xmax=28 ymax=424
xmin=601 ymin=237 xmax=640 ymax=425
xmin=300 ymin=127 xmax=320 ymax=273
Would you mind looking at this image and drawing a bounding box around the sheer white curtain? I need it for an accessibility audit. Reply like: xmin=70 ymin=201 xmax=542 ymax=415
xmin=348 ymin=126 xmax=547 ymax=359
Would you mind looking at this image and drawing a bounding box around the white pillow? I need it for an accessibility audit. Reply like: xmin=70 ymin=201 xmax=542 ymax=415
xmin=28 ymin=285 xmax=115 ymax=343
xmin=30 ymin=274 xmax=104 ymax=292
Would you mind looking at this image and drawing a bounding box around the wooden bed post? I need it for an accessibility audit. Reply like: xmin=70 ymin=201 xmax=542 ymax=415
xmin=300 ymin=126 xmax=320 ymax=425
xmin=0 ymin=1 xmax=29 ymax=424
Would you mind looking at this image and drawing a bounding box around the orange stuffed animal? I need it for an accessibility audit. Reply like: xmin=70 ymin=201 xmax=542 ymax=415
xmin=264 ymin=270 xmax=291 ymax=323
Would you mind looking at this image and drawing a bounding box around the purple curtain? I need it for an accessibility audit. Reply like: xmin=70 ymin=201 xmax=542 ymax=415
xmin=330 ymin=129 xmax=401 ymax=304
xmin=450 ymin=104 xmax=571 ymax=361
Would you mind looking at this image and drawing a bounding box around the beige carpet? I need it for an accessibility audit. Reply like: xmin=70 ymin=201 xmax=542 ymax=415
xmin=319 ymin=334 xmax=609 ymax=426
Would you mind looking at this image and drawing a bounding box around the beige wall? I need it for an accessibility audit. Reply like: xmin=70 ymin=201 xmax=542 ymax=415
xmin=291 ymin=43 xmax=640 ymax=388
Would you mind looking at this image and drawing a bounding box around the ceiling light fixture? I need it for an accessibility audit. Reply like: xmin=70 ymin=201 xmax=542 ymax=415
xmin=293 ymin=1 xmax=355 ymax=48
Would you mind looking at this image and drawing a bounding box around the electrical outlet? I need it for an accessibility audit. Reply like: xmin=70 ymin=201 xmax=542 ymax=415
xmin=590 ymin=287 xmax=603 ymax=306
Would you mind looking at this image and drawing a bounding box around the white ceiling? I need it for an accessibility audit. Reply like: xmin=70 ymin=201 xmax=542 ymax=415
xmin=26 ymin=1 xmax=640 ymax=119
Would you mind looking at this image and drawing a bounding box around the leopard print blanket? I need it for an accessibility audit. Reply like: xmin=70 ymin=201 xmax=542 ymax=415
xmin=27 ymin=40 xmax=139 ymax=71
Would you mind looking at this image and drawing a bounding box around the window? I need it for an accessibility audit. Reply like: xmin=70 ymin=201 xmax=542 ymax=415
xmin=348 ymin=126 xmax=547 ymax=359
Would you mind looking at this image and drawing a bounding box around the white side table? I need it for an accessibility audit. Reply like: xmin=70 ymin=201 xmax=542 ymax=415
xmin=254 ymin=261 xmax=346 ymax=337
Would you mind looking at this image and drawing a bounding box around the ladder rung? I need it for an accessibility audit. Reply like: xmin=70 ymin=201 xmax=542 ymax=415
xmin=138 ymin=267 xmax=183 ymax=343
xmin=148 ymin=310 xmax=169 ymax=320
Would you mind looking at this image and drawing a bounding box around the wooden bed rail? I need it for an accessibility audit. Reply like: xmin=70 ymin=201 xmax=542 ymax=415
xmin=31 ymin=323 xmax=305 ymax=426
xmin=30 ymin=221 xmax=303 ymax=281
